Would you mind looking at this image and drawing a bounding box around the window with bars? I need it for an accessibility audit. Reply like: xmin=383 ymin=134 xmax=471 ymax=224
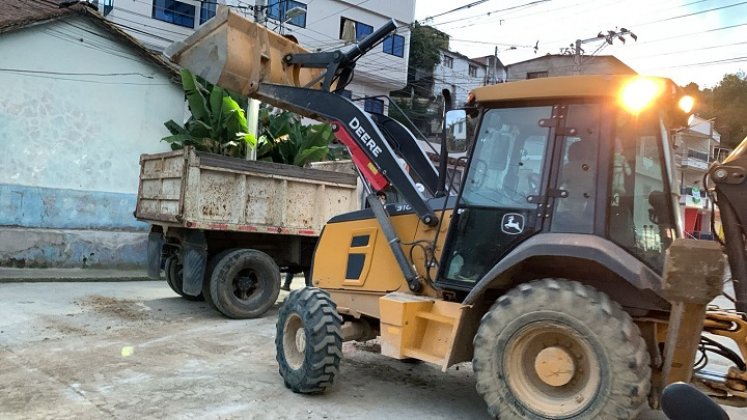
xmin=383 ymin=34 xmax=405 ymax=57
xmin=152 ymin=0 xmax=195 ymax=28
xmin=443 ymin=55 xmax=453 ymax=68
xmin=267 ymin=0 xmax=307 ymax=28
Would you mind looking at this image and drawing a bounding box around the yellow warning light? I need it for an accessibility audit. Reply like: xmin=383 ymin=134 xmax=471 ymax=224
xmin=619 ymin=77 xmax=665 ymax=113
xmin=678 ymin=95 xmax=695 ymax=113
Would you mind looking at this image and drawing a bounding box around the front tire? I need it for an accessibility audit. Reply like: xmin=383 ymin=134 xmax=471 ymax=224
xmin=472 ymin=279 xmax=650 ymax=419
xmin=276 ymin=287 xmax=342 ymax=394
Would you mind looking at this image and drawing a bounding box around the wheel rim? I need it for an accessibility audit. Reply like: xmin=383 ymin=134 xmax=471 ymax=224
xmin=283 ymin=313 xmax=306 ymax=370
xmin=504 ymin=322 xmax=601 ymax=418
xmin=232 ymin=269 xmax=259 ymax=301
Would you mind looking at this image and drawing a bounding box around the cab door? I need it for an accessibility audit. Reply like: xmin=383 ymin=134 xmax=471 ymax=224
xmin=438 ymin=105 xmax=555 ymax=287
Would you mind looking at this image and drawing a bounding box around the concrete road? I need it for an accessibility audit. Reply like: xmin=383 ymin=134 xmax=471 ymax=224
xmin=0 ymin=281 xmax=745 ymax=419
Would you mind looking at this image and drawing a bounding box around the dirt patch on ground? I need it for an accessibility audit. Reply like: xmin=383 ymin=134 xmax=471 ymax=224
xmin=76 ymin=295 xmax=148 ymax=321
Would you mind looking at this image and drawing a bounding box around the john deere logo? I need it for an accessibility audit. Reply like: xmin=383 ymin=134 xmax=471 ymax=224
xmin=501 ymin=213 xmax=525 ymax=235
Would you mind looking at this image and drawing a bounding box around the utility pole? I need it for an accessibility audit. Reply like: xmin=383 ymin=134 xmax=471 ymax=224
xmin=569 ymin=28 xmax=637 ymax=74
xmin=254 ymin=0 xmax=267 ymax=25
xmin=246 ymin=0 xmax=268 ymax=160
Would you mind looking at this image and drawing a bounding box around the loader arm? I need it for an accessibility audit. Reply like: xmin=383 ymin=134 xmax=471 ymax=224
xmin=166 ymin=8 xmax=437 ymax=227
xmin=710 ymin=137 xmax=747 ymax=313
xmin=165 ymin=8 xmax=441 ymax=292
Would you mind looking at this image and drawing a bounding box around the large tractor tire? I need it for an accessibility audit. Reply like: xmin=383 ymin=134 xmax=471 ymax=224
xmin=208 ymin=249 xmax=281 ymax=319
xmin=164 ymin=256 xmax=204 ymax=301
xmin=276 ymin=287 xmax=343 ymax=394
xmin=472 ymin=279 xmax=650 ymax=420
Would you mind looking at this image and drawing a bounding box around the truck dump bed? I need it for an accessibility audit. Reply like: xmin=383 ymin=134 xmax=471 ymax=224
xmin=136 ymin=147 xmax=358 ymax=236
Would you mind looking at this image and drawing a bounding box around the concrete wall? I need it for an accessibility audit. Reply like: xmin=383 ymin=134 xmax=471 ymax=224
xmin=506 ymin=55 xmax=636 ymax=81
xmin=0 ymin=17 xmax=184 ymax=268
xmin=434 ymin=51 xmax=487 ymax=107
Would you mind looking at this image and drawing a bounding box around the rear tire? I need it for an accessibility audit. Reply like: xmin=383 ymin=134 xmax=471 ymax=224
xmin=203 ymin=248 xmax=240 ymax=309
xmin=472 ymin=279 xmax=650 ymax=420
xmin=209 ymin=249 xmax=281 ymax=319
xmin=276 ymin=287 xmax=342 ymax=394
xmin=164 ymin=256 xmax=203 ymax=301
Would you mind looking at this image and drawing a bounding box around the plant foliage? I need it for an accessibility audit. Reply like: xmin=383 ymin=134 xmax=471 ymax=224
xmin=685 ymin=72 xmax=747 ymax=149
xmin=256 ymin=106 xmax=344 ymax=166
xmin=162 ymin=69 xmax=256 ymax=157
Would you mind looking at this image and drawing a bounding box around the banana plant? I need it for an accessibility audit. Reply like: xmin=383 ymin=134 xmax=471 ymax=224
xmin=162 ymin=69 xmax=256 ymax=158
xmin=256 ymin=106 xmax=342 ymax=167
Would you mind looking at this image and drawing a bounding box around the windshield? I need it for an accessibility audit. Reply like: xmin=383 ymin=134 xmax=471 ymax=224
xmin=461 ymin=107 xmax=552 ymax=209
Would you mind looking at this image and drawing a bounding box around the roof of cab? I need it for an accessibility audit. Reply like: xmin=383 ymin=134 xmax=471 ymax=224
xmin=471 ymin=75 xmax=677 ymax=103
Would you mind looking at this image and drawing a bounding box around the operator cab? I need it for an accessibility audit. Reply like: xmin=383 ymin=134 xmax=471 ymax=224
xmin=437 ymin=76 xmax=693 ymax=291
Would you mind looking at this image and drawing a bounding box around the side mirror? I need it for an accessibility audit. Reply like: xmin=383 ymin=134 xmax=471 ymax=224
xmin=444 ymin=109 xmax=468 ymax=153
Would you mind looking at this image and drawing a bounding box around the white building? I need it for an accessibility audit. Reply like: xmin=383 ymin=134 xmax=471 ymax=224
xmin=674 ymin=115 xmax=721 ymax=239
xmin=0 ymin=1 xmax=183 ymax=268
xmin=97 ymin=0 xmax=414 ymax=113
xmin=433 ymin=49 xmax=487 ymax=108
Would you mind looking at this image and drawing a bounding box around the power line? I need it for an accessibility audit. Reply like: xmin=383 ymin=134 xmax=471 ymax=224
xmin=423 ymin=0 xmax=493 ymax=22
xmin=1 ymin=70 xmax=172 ymax=85
xmin=305 ymin=0 xmax=371 ymax=26
xmin=0 ymin=68 xmax=155 ymax=78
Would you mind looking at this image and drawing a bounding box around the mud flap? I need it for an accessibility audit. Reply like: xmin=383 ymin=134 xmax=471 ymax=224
xmin=146 ymin=231 xmax=164 ymax=280
xmin=182 ymin=230 xmax=207 ymax=296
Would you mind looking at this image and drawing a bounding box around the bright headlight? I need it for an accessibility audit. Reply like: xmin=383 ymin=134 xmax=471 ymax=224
xmin=619 ymin=78 xmax=665 ymax=113
xmin=678 ymin=95 xmax=695 ymax=113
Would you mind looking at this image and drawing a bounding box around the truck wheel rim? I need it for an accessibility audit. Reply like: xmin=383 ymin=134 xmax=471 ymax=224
xmin=233 ymin=270 xmax=259 ymax=301
xmin=283 ymin=313 xmax=305 ymax=370
xmin=503 ymin=322 xmax=601 ymax=418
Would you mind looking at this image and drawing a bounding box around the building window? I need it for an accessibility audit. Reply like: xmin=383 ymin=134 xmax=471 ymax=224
xmin=364 ymin=97 xmax=384 ymax=114
xmin=102 ymin=0 xmax=114 ymax=16
xmin=468 ymin=64 xmax=477 ymax=77
xmin=199 ymin=1 xmax=216 ymax=25
xmin=383 ymin=34 xmax=405 ymax=57
xmin=527 ymin=71 xmax=548 ymax=79
xmin=152 ymin=0 xmax=195 ymax=28
xmin=267 ymin=0 xmax=307 ymax=27
xmin=443 ymin=55 xmax=453 ymax=69
xmin=687 ymin=149 xmax=709 ymax=162
xmin=340 ymin=17 xmax=373 ymax=42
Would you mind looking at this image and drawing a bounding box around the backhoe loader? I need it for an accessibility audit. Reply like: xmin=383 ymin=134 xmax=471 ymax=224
xmin=167 ymin=9 xmax=747 ymax=418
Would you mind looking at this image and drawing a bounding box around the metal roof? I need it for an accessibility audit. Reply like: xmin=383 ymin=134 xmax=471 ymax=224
xmin=471 ymin=75 xmax=678 ymax=103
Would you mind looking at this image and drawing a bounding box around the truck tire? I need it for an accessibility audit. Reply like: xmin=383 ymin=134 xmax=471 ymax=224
xmin=202 ymin=248 xmax=240 ymax=309
xmin=209 ymin=249 xmax=281 ymax=319
xmin=164 ymin=256 xmax=203 ymax=301
xmin=472 ymin=279 xmax=650 ymax=420
xmin=276 ymin=287 xmax=342 ymax=394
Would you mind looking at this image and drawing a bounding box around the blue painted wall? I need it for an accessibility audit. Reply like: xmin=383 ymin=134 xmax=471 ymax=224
xmin=0 ymin=184 xmax=148 ymax=231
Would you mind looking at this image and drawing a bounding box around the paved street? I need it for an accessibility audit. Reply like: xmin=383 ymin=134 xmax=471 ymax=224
xmin=0 ymin=280 xmax=745 ymax=419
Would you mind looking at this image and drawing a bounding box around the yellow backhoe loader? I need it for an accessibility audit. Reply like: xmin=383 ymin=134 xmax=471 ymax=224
xmin=167 ymin=9 xmax=747 ymax=418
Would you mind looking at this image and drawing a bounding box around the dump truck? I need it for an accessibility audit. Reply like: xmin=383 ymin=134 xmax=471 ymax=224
xmin=136 ymin=147 xmax=358 ymax=318
xmin=167 ymin=8 xmax=747 ymax=419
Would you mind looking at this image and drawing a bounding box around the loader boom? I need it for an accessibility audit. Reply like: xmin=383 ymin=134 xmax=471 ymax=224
xmin=166 ymin=8 xmax=440 ymax=290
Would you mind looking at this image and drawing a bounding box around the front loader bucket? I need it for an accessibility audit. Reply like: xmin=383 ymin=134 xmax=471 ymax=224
xmin=164 ymin=7 xmax=324 ymax=96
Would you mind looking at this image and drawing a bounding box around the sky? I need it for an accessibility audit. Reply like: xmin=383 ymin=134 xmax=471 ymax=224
xmin=413 ymin=0 xmax=747 ymax=88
